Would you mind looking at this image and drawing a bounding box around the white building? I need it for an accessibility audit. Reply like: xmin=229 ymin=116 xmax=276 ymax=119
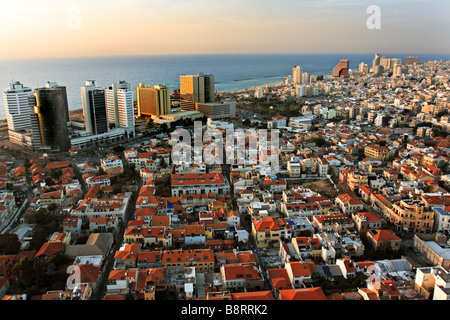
xmin=95 ymin=80 xmax=135 ymax=138
xmin=71 ymin=193 xmax=130 ymax=222
xmin=4 ymin=81 xmax=41 ymax=148
xmin=415 ymin=266 xmax=450 ymax=300
xmin=85 ymin=175 xmax=111 ymax=188
xmin=433 ymin=208 xmax=450 ymax=235
xmin=171 ymin=173 xmax=230 ymax=197
xmin=100 ymin=154 xmax=123 ymax=172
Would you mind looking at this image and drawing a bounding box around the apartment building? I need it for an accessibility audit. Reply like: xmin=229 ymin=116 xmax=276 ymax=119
xmin=387 ymin=199 xmax=434 ymax=233
xmin=171 ymin=173 xmax=230 ymax=197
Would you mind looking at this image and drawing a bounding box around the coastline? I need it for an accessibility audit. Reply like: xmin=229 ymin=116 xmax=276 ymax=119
xmin=217 ymin=80 xmax=285 ymax=95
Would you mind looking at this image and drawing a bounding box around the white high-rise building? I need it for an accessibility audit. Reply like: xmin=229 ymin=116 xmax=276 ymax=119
xmin=4 ymin=81 xmax=34 ymax=132
xmin=4 ymin=81 xmax=41 ymax=148
xmin=116 ymin=88 xmax=135 ymax=137
xmin=105 ymin=80 xmax=131 ymax=128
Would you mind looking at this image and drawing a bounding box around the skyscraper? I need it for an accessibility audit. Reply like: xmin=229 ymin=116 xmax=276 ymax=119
xmin=33 ymin=82 xmax=71 ymax=152
xmin=116 ymin=87 xmax=135 ymax=137
xmin=372 ymin=54 xmax=381 ymax=72
xmin=3 ymin=81 xmax=41 ymax=149
xmin=136 ymin=83 xmax=171 ymax=117
xmin=332 ymin=59 xmax=349 ymax=78
xmin=81 ymin=80 xmax=108 ymax=135
xmin=180 ymin=73 xmax=215 ymax=111
xmin=292 ymin=65 xmax=302 ymax=85
xmin=104 ymin=81 xmax=135 ymax=137
xmin=105 ymin=80 xmax=132 ymax=128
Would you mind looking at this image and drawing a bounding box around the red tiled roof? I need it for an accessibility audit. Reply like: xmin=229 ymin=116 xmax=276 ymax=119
xmin=231 ymin=291 xmax=274 ymax=300
xmin=279 ymin=287 xmax=327 ymax=300
xmin=35 ymin=242 xmax=66 ymax=258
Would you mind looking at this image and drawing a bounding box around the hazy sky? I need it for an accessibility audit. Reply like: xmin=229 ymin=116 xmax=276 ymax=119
xmin=0 ymin=0 xmax=448 ymax=59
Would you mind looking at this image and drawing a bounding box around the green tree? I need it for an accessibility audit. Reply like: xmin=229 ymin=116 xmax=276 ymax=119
xmin=0 ymin=233 xmax=21 ymax=255
xmin=48 ymin=253 xmax=71 ymax=271
xmin=12 ymin=257 xmax=49 ymax=294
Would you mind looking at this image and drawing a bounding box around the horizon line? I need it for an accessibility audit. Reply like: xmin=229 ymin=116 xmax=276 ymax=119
xmin=1 ymin=51 xmax=450 ymax=62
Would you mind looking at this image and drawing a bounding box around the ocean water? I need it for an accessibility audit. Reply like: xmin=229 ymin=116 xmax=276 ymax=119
xmin=0 ymin=53 xmax=449 ymax=120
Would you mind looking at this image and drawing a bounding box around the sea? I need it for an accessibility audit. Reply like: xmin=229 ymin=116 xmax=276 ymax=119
xmin=1 ymin=53 xmax=449 ymax=120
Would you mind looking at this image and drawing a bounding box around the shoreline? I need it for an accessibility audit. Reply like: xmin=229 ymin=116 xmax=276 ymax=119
xmin=217 ymin=81 xmax=285 ymax=95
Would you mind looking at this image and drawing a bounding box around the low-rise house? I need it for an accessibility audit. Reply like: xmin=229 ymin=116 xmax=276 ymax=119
xmin=267 ymin=268 xmax=292 ymax=299
xmin=67 ymin=264 xmax=101 ymax=293
xmin=335 ymin=194 xmax=364 ymax=214
xmin=63 ymin=218 xmax=83 ymax=239
xmin=312 ymin=214 xmax=354 ymax=233
xmin=171 ymin=173 xmax=230 ymax=197
xmin=71 ymin=193 xmax=130 ymax=223
xmin=35 ymin=242 xmax=66 ymax=259
xmin=367 ymin=279 xmax=401 ymax=300
xmin=281 ymin=203 xmax=322 ymax=220
xmin=414 ymin=266 xmax=450 ymax=300
xmin=351 ymin=211 xmax=383 ymax=232
xmin=285 ymin=261 xmax=313 ymax=288
xmin=252 ymin=217 xmax=291 ymax=248
xmin=278 ymin=287 xmax=327 ymax=300
xmin=367 ymin=229 xmax=401 ymax=251
xmin=114 ymin=243 xmax=141 ymax=269
xmin=137 ymin=251 xmax=162 ymax=269
xmin=263 ymin=176 xmax=287 ymax=193
xmin=38 ymin=190 xmax=64 ymax=206
xmin=48 ymin=232 xmax=71 ymax=246
xmin=433 ymin=207 xmax=450 ymax=235
xmin=161 ymin=249 xmax=215 ymax=273
xmin=100 ymin=154 xmax=123 ymax=176
xmin=84 ymin=174 xmax=111 ymax=188
xmin=336 ymin=258 xmax=357 ymax=279
xmin=89 ymin=217 xmax=118 ymax=233
xmin=184 ymin=224 xmax=206 ymax=246
xmin=124 ymin=226 xmax=172 ymax=249
xmin=221 ymin=264 xmax=264 ymax=292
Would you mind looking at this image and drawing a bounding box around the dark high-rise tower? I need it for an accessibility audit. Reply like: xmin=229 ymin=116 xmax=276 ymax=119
xmin=81 ymin=80 xmax=108 ymax=135
xmin=33 ymin=82 xmax=71 ymax=152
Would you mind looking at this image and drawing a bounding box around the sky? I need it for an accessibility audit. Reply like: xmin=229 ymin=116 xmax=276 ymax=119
xmin=0 ymin=0 xmax=448 ymax=60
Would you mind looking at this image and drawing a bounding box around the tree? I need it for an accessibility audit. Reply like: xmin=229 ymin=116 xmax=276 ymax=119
xmin=113 ymin=145 xmax=125 ymax=153
xmin=12 ymin=257 xmax=49 ymax=294
xmin=0 ymin=233 xmax=21 ymax=255
xmin=29 ymin=227 xmax=51 ymax=250
xmin=159 ymin=157 xmax=167 ymax=169
xmin=48 ymin=253 xmax=71 ymax=271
